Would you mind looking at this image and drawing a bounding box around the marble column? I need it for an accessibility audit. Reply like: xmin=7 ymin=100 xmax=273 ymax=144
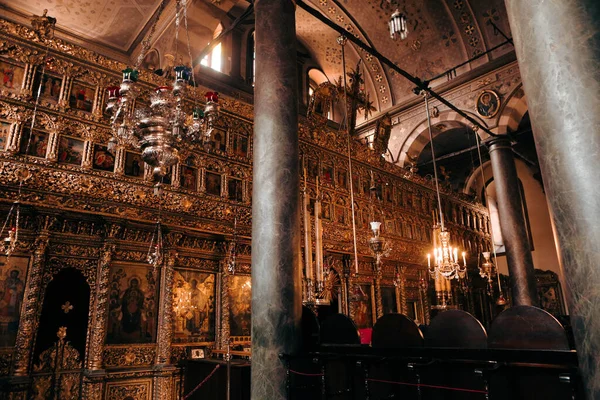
xmin=487 ymin=136 xmax=538 ymax=307
xmin=251 ymin=1 xmax=302 ymax=399
xmin=504 ymin=0 xmax=600 ymax=396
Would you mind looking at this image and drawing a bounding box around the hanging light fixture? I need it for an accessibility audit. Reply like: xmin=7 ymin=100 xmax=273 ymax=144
xmin=389 ymin=9 xmax=409 ymax=40
xmin=422 ymin=91 xmax=467 ymax=281
xmin=147 ymin=219 xmax=164 ymax=270
xmin=0 ymin=201 xmax=19 ymax=258
xmin=105 ymin=0 xmax=220 ymax=178
xmin=369 ymin=221 xmax=391 ymax=272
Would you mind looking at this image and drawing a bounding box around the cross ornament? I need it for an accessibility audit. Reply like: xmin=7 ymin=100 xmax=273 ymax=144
xmin=61 ymin=301 xmax=74 ymax=314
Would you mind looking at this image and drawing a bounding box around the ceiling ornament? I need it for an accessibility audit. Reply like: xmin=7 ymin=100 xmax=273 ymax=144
xmin=105 ymin=0 xmax=220 ymax=179
xmin=389 ymin=8 xmax=409 ymax=41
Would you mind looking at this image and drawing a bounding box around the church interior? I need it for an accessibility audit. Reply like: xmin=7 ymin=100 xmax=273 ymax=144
xmin=0 ymin=0 xmax=597 ymax=399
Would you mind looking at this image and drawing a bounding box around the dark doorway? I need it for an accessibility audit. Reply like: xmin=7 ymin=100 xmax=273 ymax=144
xmin=33 ymin=267 xmax=91 ymax=364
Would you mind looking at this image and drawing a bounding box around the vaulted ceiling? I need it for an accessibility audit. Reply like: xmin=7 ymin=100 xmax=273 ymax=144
xmin=1 ymin=0 xmax=514 ymax=107
xmin=0 ymin=0 xmax=517 ymax=172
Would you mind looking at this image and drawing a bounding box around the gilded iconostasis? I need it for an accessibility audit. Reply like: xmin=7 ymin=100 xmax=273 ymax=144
xmin=0 ymin=11 xmax=493 ymax=400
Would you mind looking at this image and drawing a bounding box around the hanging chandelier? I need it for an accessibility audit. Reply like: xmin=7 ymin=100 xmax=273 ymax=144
xmin=105 ymin=0 xmax=220 ymax=178
xmin=479 ymin=251 xmax=495 ymax=281
xmin=389 ymin=9 xmax=408 ymax=40
xmin=0 ymin=201 xmax=19 ymax=258
xmin=369 ymin=221 xmax=391 ymax=271
xmin=421 ymin=91 xmax=467 ymax=281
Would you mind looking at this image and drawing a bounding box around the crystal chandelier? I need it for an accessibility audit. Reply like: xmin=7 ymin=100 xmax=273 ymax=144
xmin=389 ymin=9 xmax=408 ymax=40
xmin=105 ymin=0 xmax=220 ymax=179
xmin=421 ymin=91 xmax=467 ymax=281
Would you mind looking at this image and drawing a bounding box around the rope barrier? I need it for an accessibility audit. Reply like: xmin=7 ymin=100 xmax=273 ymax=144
xmin=288 ymin=369 xmax=325 ymax=377
xmin=183 ymin=364 xmax=221 ymax=400
xmin=367 ymin=377 xmax=488 ymax=394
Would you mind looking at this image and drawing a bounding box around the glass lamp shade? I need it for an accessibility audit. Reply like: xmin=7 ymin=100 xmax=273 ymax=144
xmin=370 ymin=221 xmax=382 ymax=237
xmin=389 ymin=10 xmax=408 ymax=40
xmin=479 ymin=251 xmax=495 ymax=279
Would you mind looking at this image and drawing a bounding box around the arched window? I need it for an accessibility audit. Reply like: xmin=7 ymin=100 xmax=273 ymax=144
xmin=201 ymin=24 xmax=223 ymax=72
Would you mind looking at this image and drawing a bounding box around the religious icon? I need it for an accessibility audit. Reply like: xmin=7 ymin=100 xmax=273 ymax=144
xmin=172 ymin=270 xmax=216 ymax=343
xmin=476 ymin=89 xmax=500 ymax=119
xmin=209 ymin=128 xmax=227 ymax=152
xmin=336 ymin=205 xmax=346 ymax=224
xmin=107 ymin=266 xmax=157 ymax=344
xmin=351 ymin=284 xmax=374 ymax=329
xmin=373 ymin=113 xmax=392 ymax=157
xmin=180 ymin=166 xmax=198 ymax=191
xmin=322 ymin=165 xmax=333 ymax=185
xmin=124 ymin=151 xmax=144 ymax=178
xmin=32 ymin=71 xmax=62 ymax=103
xmin=162 ymin=165 xmax=173 ymax=185
xmin=232 ymin=134 xmax=249 ymax=158
xmin=0 ymin=121 xmax=10 ymax=151
xmin=57 ymin=136 xmax=84 ymax=166
xmin=0 ymin=59 xmax=24 ymax=93
xmin=69 ymin=81 xmax=95 ymax=112
xmin=228 ymin=275 xmax=251 ymax=337
xmin=20 ymin=128 xmax=48 ymax=158
xmin=92 ymin=144 xmax=115 ymax=172
xmin=337 ymin=169 xmax=348 ymax=189
xmin=228 ymin=178 xmax=243 ymax=202
xmin=0 ymin=256 xmax=29 ymax=347
xmin=307 ymin=158 xmax=319 ymax=180
xmin=205 ymin=171 xmax=221 ymax=196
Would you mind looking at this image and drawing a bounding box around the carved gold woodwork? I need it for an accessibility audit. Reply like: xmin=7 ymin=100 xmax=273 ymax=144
xmin=155 ymin=250 xmax=177 ymax=366
xmin=0 ymin=15 xmax=495 ymax=399
xmin=87 ymin=242 xmax=116 ymax=370
xmin=102 ymin=346 xmax=156 ymax=368
xmin=105 ymin=380 xmax=152 ymax=400
xmin=12 ymin=231 xmax=49 ymax=376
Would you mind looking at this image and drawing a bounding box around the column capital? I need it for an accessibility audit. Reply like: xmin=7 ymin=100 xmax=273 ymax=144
xmin=484 ymin=135 xmax=512 ymax=151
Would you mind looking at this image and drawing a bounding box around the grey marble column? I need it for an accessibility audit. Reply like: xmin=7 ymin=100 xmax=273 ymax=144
xmin=487 ymin=136 xmax=538 ymax=307
xmin=251 ymin=1 xmax=302 ymax=399
xmin=504 ymin=0 xmax=600 ymax=396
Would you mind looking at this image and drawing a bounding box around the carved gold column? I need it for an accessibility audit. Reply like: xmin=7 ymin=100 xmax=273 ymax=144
xmin=5 ymin=120 xmax=20 ymax=155
xmin=219 ymin=260 xmax=231 ymax=349
xmin=418 ymin=272 xmax=431 ymax=325
xmin=374 ymin=263 xmax=383 ymax=319
xmin=397 ymin=266 xmax=408 ymax=315
xmin=86 ymin=240 xmax=116 ymax=370
xmin=153 ymin=250 xmax=177 ymax=399
xmin=12 ymin=227 xmax=50 ymax=376
xmin=155 ymin=249 xmax=176 ymax=365
xmin=114 ymin=146 xmax=125 ymax=175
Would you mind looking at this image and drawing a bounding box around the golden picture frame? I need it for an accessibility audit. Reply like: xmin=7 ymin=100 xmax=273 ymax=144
xmin=476 ymin=89 xmax=500 ymax=119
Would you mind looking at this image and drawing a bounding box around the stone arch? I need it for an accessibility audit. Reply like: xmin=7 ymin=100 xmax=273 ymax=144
xmin=397 ymin=110 xmax=488 ymax=166
xmin=496 ymin=84 xmax=528 ymax=135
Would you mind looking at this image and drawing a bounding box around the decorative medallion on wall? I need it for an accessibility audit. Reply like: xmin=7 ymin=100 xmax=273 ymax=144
xmin=475 ymin=89 xmax=500 ymax=119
